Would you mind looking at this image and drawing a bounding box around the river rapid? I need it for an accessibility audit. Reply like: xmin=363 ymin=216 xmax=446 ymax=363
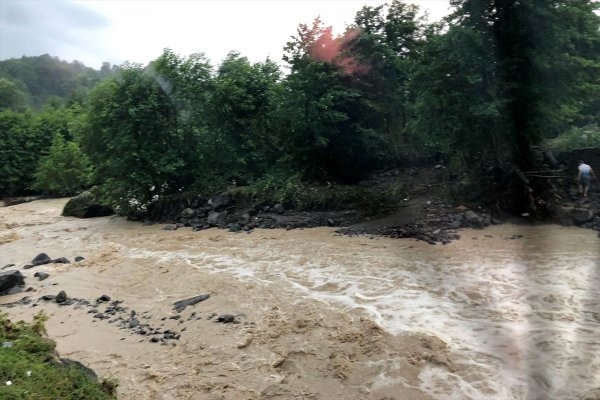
xmin=0 ymin=198 xmax=599 ymax=400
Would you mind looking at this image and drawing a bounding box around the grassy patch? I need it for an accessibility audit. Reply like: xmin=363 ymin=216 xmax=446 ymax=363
xmin=0 ymin=312 xmax=117 ymax=400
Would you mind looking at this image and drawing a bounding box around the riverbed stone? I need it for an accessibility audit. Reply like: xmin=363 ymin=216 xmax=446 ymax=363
xmin=56 ymin=290 xmax=68 ymax=304
xmin=32 ymin=253 xmax=52 ymax=266
xmin=180 ymin=208 xmax=195 ymax=218
xmin=173 ymin=294 xmax=210 ymax=312
xmin=207 ymin=211 xmax=221 ymax=226
xmin=0 ymin=270 xmax=25 ymax=295
xmin=217 ymin=314 xmax=235 ymax=323
xmin=559 ymin=206 xmax=594 ymax=225
xmin=34 ymin=272 xmax=50 ymax=281
xmin=62 ymin=190 xmax=113 ymax=218
xmin=208 ymin=193 xmax=232 ymax=210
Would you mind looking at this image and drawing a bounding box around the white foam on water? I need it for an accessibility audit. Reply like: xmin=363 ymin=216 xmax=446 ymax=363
xmin=419 ymin=364 xmax=521 ymax=399
xmin=120 ymin=228 xmax=600 ymax=399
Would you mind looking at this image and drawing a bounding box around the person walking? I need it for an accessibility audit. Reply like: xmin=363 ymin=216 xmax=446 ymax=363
xmin=578 ymin=160 xmax=596 ymax=197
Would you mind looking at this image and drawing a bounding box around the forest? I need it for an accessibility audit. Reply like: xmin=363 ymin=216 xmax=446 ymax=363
xmin=1 ymin=0 xmax=599 ymax=218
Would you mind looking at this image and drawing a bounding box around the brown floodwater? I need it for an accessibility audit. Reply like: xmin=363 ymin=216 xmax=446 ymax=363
xmin=0 ymin=198 xmax=599 ymax=399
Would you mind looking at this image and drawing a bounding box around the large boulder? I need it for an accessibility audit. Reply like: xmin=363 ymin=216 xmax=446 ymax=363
xmin=62 ymin=190 xmax=113 ymax=218
xmin=559 ymin=206 xmax=594 ymax=225
xmin=0 ymin=270 xmax=25 ymax=295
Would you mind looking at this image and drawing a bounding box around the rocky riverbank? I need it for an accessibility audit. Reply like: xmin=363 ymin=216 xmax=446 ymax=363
xmin=6 ymin=148 xmax=600 ymax=246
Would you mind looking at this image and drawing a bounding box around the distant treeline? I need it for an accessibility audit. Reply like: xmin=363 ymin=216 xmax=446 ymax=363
xmin=1 ymin=0 xmax=599 ymax=215
xmin=0 ymin=54 xmax=119 ymax=109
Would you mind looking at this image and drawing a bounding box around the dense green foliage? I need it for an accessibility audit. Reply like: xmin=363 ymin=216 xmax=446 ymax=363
xmin=33 ymin=132 xmax=92 ymax=196
xmin=1 ymin=0 xmax=599 ymax=213
xmin=0 ymin=105 xmax=82 ymax=197
xmin=80 ymin=63 xmax=184 ymax=213
xmin=0 ymin=312 xmax=117 ymax=399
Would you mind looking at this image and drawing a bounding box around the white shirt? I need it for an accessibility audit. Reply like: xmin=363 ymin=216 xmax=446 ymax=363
xmin=579 ymin=163 xmax=592 ymax=176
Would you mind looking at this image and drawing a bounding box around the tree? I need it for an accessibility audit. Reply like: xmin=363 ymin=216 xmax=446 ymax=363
xmin=0 ymin=109 xmax=59 ymax=197
xmin=0 ymin=78 xmax=28 ymax=111
xmin=148 ymin=49 xmax=216 ymax=190
xmin=33 ymin=133 xmax=92 ymax=196
xmin=81 ymin=63 xmax=183 ymax=213
xmin=410 ymin=25 xmax=503 ymax=166
xmin=278 ymin=18 xmax=382 ymax=182
xmin=207 ymin=52 xmax=282 ymax=181
xmin=350 ymin=0 xmax=427 ymax=162
xmin=448 ymin=0 xmax=600 ymax=169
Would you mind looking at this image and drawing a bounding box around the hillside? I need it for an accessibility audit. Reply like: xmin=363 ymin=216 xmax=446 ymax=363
xmin=0 ymin=54 xmax=115 ymax=109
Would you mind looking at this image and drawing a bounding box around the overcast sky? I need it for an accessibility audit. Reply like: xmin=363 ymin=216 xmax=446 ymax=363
xmin=0 ymin=0 xmax=452 ymax=70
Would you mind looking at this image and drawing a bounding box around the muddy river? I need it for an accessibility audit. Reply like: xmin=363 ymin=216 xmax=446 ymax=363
xmin=0 ymin=199 xmax=599 ymax=399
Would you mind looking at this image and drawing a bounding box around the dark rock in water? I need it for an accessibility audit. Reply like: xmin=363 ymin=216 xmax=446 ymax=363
xmin=62 ymin=190 xmax=113 ymax=218
xmin=32 ymin=253 xmax=52 ymax=266
xmin=22 ymin=264 xmax=35 ymax=270
xmin=74 ymin=256 xmax=85 ymax=262
xmin=41 ymin=294 xmax=56 ymax=301
xmin=96 ymin=294 xmax=111 ymax=303
xmin=173 ymin=294 xmax=210 ymax=312
xmin=52 ymin=257 xmax=70 ymax=264
xmin=2 ymin=264 xmax=15 ymax=270
xmin=55 ymin=290 xmax=67 ymax=304
xmin=559 ymin=206 xmax=594 ymax=225
xmin=0 ymin=270 xmax=25 ymax=295
xmin=128 ymin=318 xmax=140 ymax=328
xmin=217 ymin=314 xmax=235 ymax=323
xmin=162 ymin=224 xmax=177 ymax=231
xmin=33 ymin=272 xmax=50 ymax=281
xmin=58 ymin=358 xmax=98 ymax=381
